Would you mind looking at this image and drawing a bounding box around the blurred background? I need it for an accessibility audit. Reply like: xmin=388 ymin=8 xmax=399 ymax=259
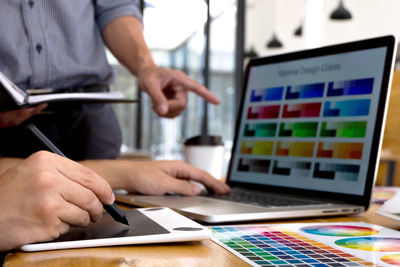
xmin=108 ymin=0 xmax=400 ymax=181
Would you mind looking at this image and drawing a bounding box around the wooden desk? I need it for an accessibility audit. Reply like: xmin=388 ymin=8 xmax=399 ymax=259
xmin=4 ymin=203 xmax=400 ymax=267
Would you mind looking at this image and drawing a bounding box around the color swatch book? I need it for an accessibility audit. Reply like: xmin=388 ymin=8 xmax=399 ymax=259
xmin=210 ymin=222 xmax=400 ymax=266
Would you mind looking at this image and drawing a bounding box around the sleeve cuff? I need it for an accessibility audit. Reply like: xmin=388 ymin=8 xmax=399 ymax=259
xmin=96 ymin=6 xmax=143 ymax=32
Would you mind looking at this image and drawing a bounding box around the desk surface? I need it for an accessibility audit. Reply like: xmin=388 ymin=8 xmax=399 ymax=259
xmin=4 ymin=203 xmax=400 ymax=267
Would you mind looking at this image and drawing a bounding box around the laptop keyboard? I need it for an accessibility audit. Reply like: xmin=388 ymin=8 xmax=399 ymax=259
xmin=205 ymin=188 xmax=324 ymax=207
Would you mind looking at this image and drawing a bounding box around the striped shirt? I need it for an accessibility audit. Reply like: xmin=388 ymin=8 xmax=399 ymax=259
xmin=0 ymin=0 xmax=142 ymax=91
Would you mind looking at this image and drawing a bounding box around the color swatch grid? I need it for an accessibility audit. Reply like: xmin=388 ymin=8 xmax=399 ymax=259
xmin=236 ymin=159 xmax=360 ymax=180
xmin=239 ymin=77 xmax=375 ymax=184
xmin=211 ymin=222 xmax=400 ymax=267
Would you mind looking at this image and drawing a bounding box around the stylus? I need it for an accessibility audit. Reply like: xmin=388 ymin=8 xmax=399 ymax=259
xmin=26 ymin=123 xmax=130 ymax=226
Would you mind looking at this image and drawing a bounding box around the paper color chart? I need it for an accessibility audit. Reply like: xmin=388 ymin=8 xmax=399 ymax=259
xmin=211 ymin=222 xmax=400 ymax=267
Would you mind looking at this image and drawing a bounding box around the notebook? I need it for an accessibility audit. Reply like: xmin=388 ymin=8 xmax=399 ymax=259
xmin=116 ymin=36 xmax=397 ymax=223
xmin=377 ymin=190 xmax=400 ymax=222
xmin=0 ymin=70 xmax=137 ymax=112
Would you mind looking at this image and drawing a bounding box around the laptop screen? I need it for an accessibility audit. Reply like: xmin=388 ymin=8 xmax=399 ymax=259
xmin=229 ymin=37 xmax=395 ymax=197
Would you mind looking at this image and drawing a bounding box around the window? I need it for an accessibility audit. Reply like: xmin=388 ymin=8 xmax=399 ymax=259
xmin=110 ymin=0 xmax=240 ymax=166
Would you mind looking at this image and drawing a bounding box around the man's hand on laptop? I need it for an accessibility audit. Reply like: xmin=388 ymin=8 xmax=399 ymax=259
xmin=81 ymin=160 xmax=231 ymax=196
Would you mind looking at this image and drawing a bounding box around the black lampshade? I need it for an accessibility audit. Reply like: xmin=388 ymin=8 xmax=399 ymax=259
xmin=294 ymin=23 xmax=302 ymax=37
xmin=244 ymin=47 xmax=259 ymax=58
xmin=266 ymin=33 xmax=283 ymax=48
xmin=330 ymin=0 xmax=352 ymax=20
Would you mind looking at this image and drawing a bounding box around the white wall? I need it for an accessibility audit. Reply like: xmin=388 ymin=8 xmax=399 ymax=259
xmin=246 ymin=0 xmax=400 ymax=57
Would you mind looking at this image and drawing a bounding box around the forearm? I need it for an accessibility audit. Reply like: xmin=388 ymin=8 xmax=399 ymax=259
xmin=102 ymin=16 xmax=157 ymax=77
xmin=80 ymin=160 xmax=135 ymax=190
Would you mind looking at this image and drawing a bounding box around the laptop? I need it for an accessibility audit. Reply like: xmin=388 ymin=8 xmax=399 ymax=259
xmin=116 ymin=36 xmax=397 ymax=223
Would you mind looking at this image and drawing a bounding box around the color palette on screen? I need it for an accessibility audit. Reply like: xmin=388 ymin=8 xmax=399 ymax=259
xmin=238 ymin=158 xmax=270 ymax=173
xmin=272 ymin=160 xmax=311 ymax=177
xmin=241 ymin=141 xmax=274 ymax=155
xmin=244 ymin=123 xmax=277 ymax=137
xmin=286 ymin=83 xmax=325 ymax=99
xmin=211 ymin=224 xmax=375 ymax=267
xmin=282 ymin=103 xmax=321 ymax=118
xmin=317 ymin=142 xmax=363 ymax=160
xmin=327 ymin=78 xmax=374 ymax=97
xmin=248 ymin=105 xmax=280 ymax=119
xmin=323 ymin=99 xmax=370 ymax=117
xmin=279 ymin=122 xmax=318 ymax=138
xmin=320 ymin=121 xmax=367 ymax=138
xmin=275 ymin=141 xmax=314 ymax=157
xmin=251 ymin=87 xmax=284 ymax=102
xmin=313 ymin=162 xmax=360 ymax=181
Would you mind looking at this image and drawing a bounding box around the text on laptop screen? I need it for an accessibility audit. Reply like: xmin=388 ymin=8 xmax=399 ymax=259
xmin=230 ymin=47 xmax=388 ymax=196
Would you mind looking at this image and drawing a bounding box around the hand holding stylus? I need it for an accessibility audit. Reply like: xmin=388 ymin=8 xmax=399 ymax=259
xmin=0 ymin=151 xmax=116 ymax=251
xmin=26 ymin=124 xmax=129 ymax=226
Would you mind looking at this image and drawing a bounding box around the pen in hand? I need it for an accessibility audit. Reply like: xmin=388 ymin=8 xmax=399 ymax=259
xmin=26 ymin=123 xmax=130 ymax=226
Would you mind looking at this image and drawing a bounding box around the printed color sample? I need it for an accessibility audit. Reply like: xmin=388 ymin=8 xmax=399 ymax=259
xmin=211 ymin=224 xmax=374 ymax=267
xmin=381 ymin=253 xmax=400 ymax=265
xmin=336 ymin=237 xmax=400 ymax=252
xmin=301 ymin=225 xmax=379 ymax=237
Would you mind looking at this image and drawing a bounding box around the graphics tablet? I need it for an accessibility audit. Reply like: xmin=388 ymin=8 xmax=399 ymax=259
xmin=21 ymin=207 xmax=211 ymax=252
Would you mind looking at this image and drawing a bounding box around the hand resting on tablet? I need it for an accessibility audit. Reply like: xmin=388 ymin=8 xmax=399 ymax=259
xmin=0 ymin=151 xmax=114 ymax=251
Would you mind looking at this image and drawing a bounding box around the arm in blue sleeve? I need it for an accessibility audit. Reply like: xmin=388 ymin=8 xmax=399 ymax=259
xmin=94 ymin=0 xmax=143 ymax=31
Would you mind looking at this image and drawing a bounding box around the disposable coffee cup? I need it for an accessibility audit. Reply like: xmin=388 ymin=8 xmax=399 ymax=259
xmin=183 ymin=135 xmax=225 ymax=180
